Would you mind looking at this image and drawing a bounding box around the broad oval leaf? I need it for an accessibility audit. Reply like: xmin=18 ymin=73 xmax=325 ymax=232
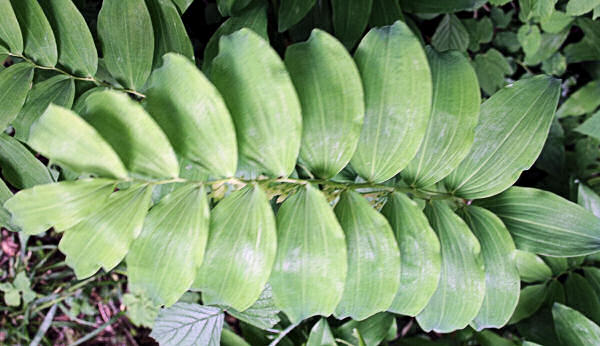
xmin=97 ymin=0 xmax=154 ymax=90
xmin=400 ymin=0 xmax=487 ymax=13
xmin=59 ymin=184 xmax=152 ymax=278
xmin=145 ymin=53 xmax=237 ymax=177
xmin=444 ymin=76 xmax=561 ymax=199
xmin=307 ymin=318 xmax=337 ymax=346
xmin=13 ymin=75 xmax=75 ymax=141
xmin=211 ymin=28 xmax=302 ymax=178
xmin=10 ymin=0 xmax=57 ymax=66
xmin=194 ymin=184 xmax=277 ymax=311
xmin=515 ymin=250 xmax=553 ymax=283
xmin=0 ymin=133 xmax=52 ymax=190
xmin=4 ymin=179 xmax=115 ymax=235
xmin=0 ymin=62 xmax=34 ymax=131
xmin=38 ymin=0 xmax=98 ymax=77
xmin=402 ymin=48 xmax=480 ymax=187
xmin=145 ymin=0 xmax=194 ymax=67
xmin=552 ymin=303 xmax=600 ymax=346
xmin=476 ymin=187 xmax=600 ymax=257
xmin=333 ymin=190 xmax=400 ymax=320
xmin=331 ymin=0 xmax=373 ymax=49
xmin=285 ymin=29 xmax=364 ymax=179
xmin=509 ymin=283 xmax=547 ymax=324
xmin=380 ymin=192 xmax=441 ymax=316
xmin=150 ymin=303 xmax=224 ymax=346
xmin=127 ymin=184 xmax=209 ymax=307
xmin=278 ymin=0 xmax=316 ymax=32
xmin=350 ymin=21 xmax=432 ymax=183
xmin=0 ymin=0 xmax=23 ymax=53
xmin=28 ymin=105 xmax=128 ymax=179
xmin=460 ymin=205 xmax=520 ymax=330
xmin=81 ymin=90 xmax=179 ymax=179
xmin=270 ymin=184 xmax=347 ymax=323
xmin=416 ymin=201 xmax=485 ymax=333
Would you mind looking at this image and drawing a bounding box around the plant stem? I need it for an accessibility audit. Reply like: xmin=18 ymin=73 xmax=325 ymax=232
xmin=268 ymin=322 xmax=298 ymax=346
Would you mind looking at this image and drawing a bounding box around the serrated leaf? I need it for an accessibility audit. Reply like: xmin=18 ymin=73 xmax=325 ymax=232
xmin=59 ymin=184 xmax=152 ymax=278
xmin=28 ymin=104 xmax=128 ymax=179
xmin=307 ymin=318 xmax=337 ymax=346
xmin=403 ymin=48 xmax=480 ymax=187
xmin=0 ymin=134 xmax=52 ymax=190
xmin=0 ymin=62 xmax=34 ymax=131
xmin=515 ymin=250 xmax=553 ymax=283
xmin=416 ymin=201 xmax=485 ymax=333
xmin=380 ymin=192 xmax=441 ymax=316
xmin=509 ymin=283 xmax=546 ymax=324
xmin=331 ymin=0 xmax=373 ymax=49
xmin=226 ymin=285 xmax=280 ymax=330
xmin=444 ymin=76 xmax=560 ymax=199
xmin=566 ymin=0 xmax=600 ymax=15
xmin=565 ymin=273 xmax=600 ymax=324
xmin=333 ymin=190 xmax=400 ymax=320
xmin=10 ymin=0 xmax=57 ymax=66
xmin=12 ymin=75 xmax=75 ymax=141
xmin=477 ymin=187 xmax=600 ymax=257
xmin=5 ymin=179 xmax=115 ymax=235
xmin=211 ymin=29 xmax=301 ymax=178
xmin=150 ymin=303 xmax=224 ymax=346
xmin=285 ymin=29 xmax=364 ymax=179
xmin=194 ymin=185 xmax=276 ymax=311
xmin=278 ymin=0 xmax=316 ymax=32
xmin=81 ymin=90 xmax=179 ymax=179
xmin=0 ymin=0 xmax=23 ymax=53
xmin=400 ymin=0 xmax=486 ymax=13
xmin=97 ymin=0 xmax=154 ymax=90
xmin=127 ymin=185 xmax=209 ymax=307
xmin=432 ymin=15 xmax=469 ymax=52
xmin=202 ymin=1 xmax=268 ymax=76
xmin=145 ymin=0 xmax=194 ymax=67
xmin=350 ymin=21 xmax=432 ymax=183
xmin=460 ymin=206 xmax=519 ymax=330
xmin=368 ymin=0 xmax=404 ymax=27
xmin=553 ymin=303 xmax=600 ymax=345
xmin=557 ymin=80 xmax=600 ymax=118
xmin=335 ymin=312 xmax=394 ymax=346
xmin=38 ymin=0 xmax=97 ymax=77
xmin=270 ymin=184 xmax=347 ymax=323
xmin=578 ymin=183 xmax=600 ymax=217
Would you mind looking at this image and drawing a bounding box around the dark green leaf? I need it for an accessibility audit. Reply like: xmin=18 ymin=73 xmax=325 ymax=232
xmin=368 ymin=0 xmax=404 ymax=27
xmin=0 ymin=133 xmax=52 ymax=190
xmin=472 ymin=48 xmax=513 ymax=95
xmin=10 ymin=0 xmax=57 ymax=66
xmin=0 ymin=0 xmax=23 ymax=53
xmin=216 ymin=0 xmax=252 ymax=16
xmin=335 ymin=312 xmax=394 ymax=346
xmin=399 ymin=0 xmax=486 ymax=13
xmin=331 ymin=0 xmax=373 ymax=49
xmin=553 ymin=303 xmax=600 ymax=346
xmin=307 ymin=318 xmax=337 ymax=346
xmin=150 ymin=303 xmax=224 ymax=346
xmin=565 ymin=273 xmax=600 ymax=324
xmin=509 ymin=284 xmax=546 ymax=324
xmin=278 ymin=0 xmax=316 ymax=32
xmin=0 ymin=62 xmax=34 ymax=131
xmin=172 ymin=0 xmax=194 ymax=13
xmin=145 ymin=0 xmax=194 ymax=67
xmin=564 ymin=18 xmax=600 ymax=63
xmin=432 ymin=15 xmax=470 ymax=52
xmin=515 ymin=250 xmax=553 ymax=283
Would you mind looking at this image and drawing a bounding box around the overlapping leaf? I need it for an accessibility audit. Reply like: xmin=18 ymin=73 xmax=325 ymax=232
xmin=400 ymin=0 xmax=487 ymax=13
xmin=0 ymin=134 xmax=52 ymax=190
xmin=331 ymin=0 xmax=373 ymax=49
xmin=10 ymin=0 xmax=57 ymax=66
xmin=0 ymin=0 xmax=23 ymax=53
xmin=0 ymin=62 xmax=34 ymax=130
xmin=553 ymin=303 xmax=600 ymax=346
xmin=145 ymin=0 xmax=194 ymax=67
xmin=278 ymin=0 xmax=316 ymax=32
xmin=150 ymin=303 xmax=224 ymax=346
xmin=307 ymin=318 xmax=336 ymax=346
xmin=515 ymin=250 xmax=553 ymax=283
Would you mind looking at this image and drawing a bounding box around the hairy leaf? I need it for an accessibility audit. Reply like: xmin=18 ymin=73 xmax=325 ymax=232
xmin=0 ymin=134 xmax=52 ymax=190
xmin=0 ymin=62 xmax=34 ymax=131
xmin=10 ymin=0 xmax=57 ymax=66
xmin=150 ymin=303 xmax=224 ymax=346
xmin=0 ymin=0 xmax=23 ymax=53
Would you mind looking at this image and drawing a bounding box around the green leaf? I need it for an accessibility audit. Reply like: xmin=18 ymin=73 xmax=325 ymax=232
xmin=333 ymin=190 xmax=400 ymax=320
xmin=38 ymin=0 xmax=97 ymax=77
xmin=509 ymin=284 xmax=546 ymax=324
xmin=416 ymin=201 xmax=485 ymax=333
xmin=524 ymin=30 xmax=569 ymax=66
xmin=202 ymin=1 xmax=268 ymax=76
xmin=226 ymin=285 xmax=280 ymax=330
xmin=211 ymin=29 xmax=301 ymax=178
xmin=278 ymin=0 xmax=316 ymax=32
xmin=59 ymin=184 xmax=152 ymax=278
xmin=476 ymin=330 xmax=518 ymax=346
xmin=216 ymin=0 xmax=252 ymax=16
xmin=565 ymin=273 xmax=600 ymax=324
xmin=566 ymin=0 xmax=600 ymax=15
xmin=553 ymin=303 xmax=600 ymax=346
xmin=463 ymin=17 xmax=493 ymax=51
xmin=380 ymin=192 xmax=441 ymax=316
xmin=540 ymin=11 xmax=574 ymax=34
xmin=145 ymin=53 xmax=237 ymax=178
xmin=399 ymin=0 xmax=486 ymax=13
xmin=97 ymin=0 xmax=154 ymax=90
xmin=368 ymin=0 xmax=404 ymax=27
xmin=172 ymin=0 xmax=194 ymax=13
xmin=432 ymin=15 xmax=470 ymax=52
xmin=518 ymin=24 xmax=541 ymax=57
xmin=81 ymin=90 xmax=179 ymax=179
xmin=221 ymin=329 xmax=250 ymax=346
xmin=4 ymin=288 xmax=20 ymax=306
xmin=576 ymin=111 xmax=600 ymax=140
xmin=564 ymin=18 xmax=600 ymax=63
xmin=0 ymin=134 xmax=52 ymax=190
xmin=544 ymin=257 xmax=569 ymax=275
xmin=335 ymin=312 xmax=394 ymax=346
xmin=194 ymin=185 xmax=276 ymax=311
xmin=460 ymin=206 xmax=520 ymax=330
xmin=270 ymin=184 xmax=347 ymax=323
xmin=150 ymin=303 xmax=224 ymax=346
xmin=541 ymin=53 xmax=567 ymax=76
xmin=444 ymin=76 xmax=561 ymax=199
xmin=0 ymin=0 xmax=23 ymax=53
xmin=12 ymin=75 xmax=75 ymax=141
xmin=145 ymin=0 xmax=194 ymax=67
xmin=578 ymin=183 xmax=600 ymax=217
xmin=472 ymin=48 xmax=513 ymax=95
xmin=307 ymin=318 xmax=337 ymax=346
xmin=491 ymin=7 xmax=514 ymax=29
xmin=285 ymin=29 xmax=364 ymax=179
xmin=557 ymin=80 xmax=600 ymax=118
xmin=10 ymin=0 xmax=57 ymax=66
xmin=127 ymin=185 xmax=209 ymax=307
xmin=331 ymin=0 xmax=373 ymax=49
xmin=584 ymin=267 xmax=600 ymax=295
xmin=0 ymin=62 xmax=34 ymax=130
xmin=515 ymin=250 xmax=553 ymax=283
xmin=28 ymin=104 xmax=128 ymax=179
xmin=351 ymin=21 xmax=432 ymax=183
xmin=477 ymin=187 xmax=600 ymax=257
xmin=123 ymin=292 xmax=159 ymax=328
xmin=5 ymin=179 xmax=115 ymax=235
xmin=403 ymin=48 xmax=480 ymax=187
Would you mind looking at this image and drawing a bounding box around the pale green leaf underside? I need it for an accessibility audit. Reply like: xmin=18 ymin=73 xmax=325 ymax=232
xmin=578 ymin=183 xmax=600 ymax=217
xmin=150 ymin=303 xmax=224 ymax=346
xmin=226 ymin=284 xmax=280 ymax=330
